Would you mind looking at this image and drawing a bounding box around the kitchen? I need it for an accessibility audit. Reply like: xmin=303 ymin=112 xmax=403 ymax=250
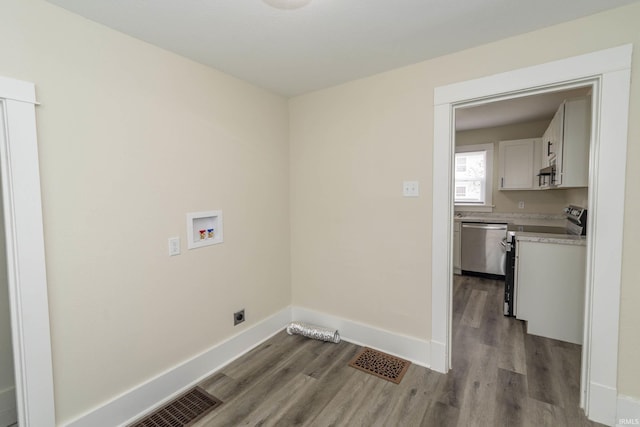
xmin=451 ymin=86 xmax=592 ymax=417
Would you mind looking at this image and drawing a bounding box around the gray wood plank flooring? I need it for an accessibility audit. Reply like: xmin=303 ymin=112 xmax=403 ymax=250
xmin=194 ymin=275 xmax=603 ymax=426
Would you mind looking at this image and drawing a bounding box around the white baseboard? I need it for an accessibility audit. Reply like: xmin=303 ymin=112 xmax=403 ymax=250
xmin=63 ymin=307 xmax=291 ymax=427
xmin=617 ymin=395 xmax=640 ymax=427
xmin=429 ymin=339 xmax=447 ymax=373
xmin=64 ymin=305 xmax=432 ymax=427
xmin=291 ymin=306 xmax=430 ymax=367
xmin=588 ymin=381 xmax=618 ymax=426
xmin=0 ymin=386 xmax=17 ymax=426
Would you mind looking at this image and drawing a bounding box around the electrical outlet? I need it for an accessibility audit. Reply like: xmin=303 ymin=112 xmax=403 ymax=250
xmin=234 ymin=309 xmax=245 ymax=326
xmin=518 ymin=201 xmax=525 ymax=209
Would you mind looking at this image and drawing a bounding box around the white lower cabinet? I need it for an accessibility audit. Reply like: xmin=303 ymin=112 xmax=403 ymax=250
xmin=453 ymin=221 xmax=461 ymax=275
xmin=515 ymin=239 xmax=586 ymax=344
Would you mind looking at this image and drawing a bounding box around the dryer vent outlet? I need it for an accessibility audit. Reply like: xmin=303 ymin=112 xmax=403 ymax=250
xmin=234 ymin=309 xmax=245 ymax=326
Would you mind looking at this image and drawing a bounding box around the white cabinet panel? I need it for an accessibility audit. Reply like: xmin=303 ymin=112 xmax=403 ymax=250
xmin=543 ymin=106 xmax=563 ymax=168
xmin=515 ymin=240 xmax=586 ymax=344
xmin=453 ymin=221 xmax=461 ymax=274
xmin=558 ymin=96 xmax=590 ymax=187
xmin=540 ymin=96 xmax=590 ymax=188
xmin=498 ymin=138 xmax=541 ymax=190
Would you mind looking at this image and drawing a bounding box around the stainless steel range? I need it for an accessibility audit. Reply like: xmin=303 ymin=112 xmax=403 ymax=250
xmin=503 ymin=205 xmax=587 ymax=317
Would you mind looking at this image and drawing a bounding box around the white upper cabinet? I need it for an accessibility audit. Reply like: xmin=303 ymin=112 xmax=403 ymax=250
xmin=542 ymin=96 xmax=591 ymax=188
xmin=498 ymin=138 xmax=541 ymax=190
xmin=542 ymin=106 xmax=563 ymax=168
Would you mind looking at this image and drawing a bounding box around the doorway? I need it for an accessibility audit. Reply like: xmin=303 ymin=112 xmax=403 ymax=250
xmin=431 ymin=45 xmax=632 ymax=425
xmin=450 ymin=85 xmax=593 ymax=424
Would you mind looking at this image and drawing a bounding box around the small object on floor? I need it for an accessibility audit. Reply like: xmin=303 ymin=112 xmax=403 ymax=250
xmin=286 ymin=321 xmax=341 ymax=343
xmin=128 ymin=386 xmax=222 ymax=427
xmin=348 ymin=347 xmax=411 ymax=384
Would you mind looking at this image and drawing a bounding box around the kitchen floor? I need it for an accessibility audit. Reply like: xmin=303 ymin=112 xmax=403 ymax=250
xmin=189 ymin=275 xmax=602 ymax=426
xmin=452 ymin=274 xmax=601 ymax=427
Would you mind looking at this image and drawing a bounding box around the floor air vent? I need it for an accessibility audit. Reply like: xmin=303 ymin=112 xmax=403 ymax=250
xmin=129 ymin=387 xmax=223 ymax=427
xmin=348 ymin=347 xmax=411 ymax=384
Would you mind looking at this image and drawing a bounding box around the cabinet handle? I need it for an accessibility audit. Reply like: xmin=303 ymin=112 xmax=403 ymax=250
xmin=501 ymin=177 xmax=504 ymax=188
xmin=547 ymin=141 xmax=552 ymax=156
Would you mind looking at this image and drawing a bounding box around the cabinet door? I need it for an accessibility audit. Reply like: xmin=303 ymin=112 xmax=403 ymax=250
xmin=547 ymin=106 xmax=564 ymax=166
xmin=498 ymin=139 xmax=536 ymax=190
xmin=541 ymin=125 xmax=552 ymax=168
xmin=540 ymin=96 xmax=590 ymax=188
xmin=515 ymin=240 xmax=585 ymax=344
xmin=557 ymin=96 xmax=590 ymax=188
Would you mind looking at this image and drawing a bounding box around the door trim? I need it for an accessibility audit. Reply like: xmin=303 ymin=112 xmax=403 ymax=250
xmin=0 ymin=75 xmax=56 ymax=425
xmin=431 ymin=44 xmax=632 ymax=426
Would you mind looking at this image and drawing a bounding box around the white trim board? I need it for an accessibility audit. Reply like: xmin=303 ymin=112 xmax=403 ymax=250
xmin=0 ymin=75 xmax=55 ymax=426
xmin=0 ymin=75 xmax=36 ymax=104
xmin=60 ymin=301 xmax=638 ymax=426
xmin=431 ymin=44 xmax=632 ymax=426
xmin=64 ymin=307 xmax=291 ymax=427
xmin=291 ymin=307 xmax=430 ymax=367
xmin=617 ymin=395 xmax=640 ymax=427
xmin=65 ymin=305 xmax=431 ymax=426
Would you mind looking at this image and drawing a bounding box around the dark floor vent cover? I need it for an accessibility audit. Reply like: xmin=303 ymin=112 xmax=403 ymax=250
xmin=129 ymin=386 xmax=223 ymax=427
xmin=348 ymin=347 xmax=411 ymax=384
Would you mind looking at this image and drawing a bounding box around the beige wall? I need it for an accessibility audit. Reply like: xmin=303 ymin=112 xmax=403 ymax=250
xmin=290 ymin=71 xmax=432 ymax=338
xmin=290 ymin=2 xmax=640 ymax=400
xmin=0 ymin=0 xmax=290 ymax=424
xmin=456 ymin=119 xmax=589 ymax=214
xmin=2 ymin=0 xmax=640 ymax=423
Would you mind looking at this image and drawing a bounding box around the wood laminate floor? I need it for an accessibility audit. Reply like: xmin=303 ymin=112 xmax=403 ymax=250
xmin=193 ymin=275 xmax=602 ymax=426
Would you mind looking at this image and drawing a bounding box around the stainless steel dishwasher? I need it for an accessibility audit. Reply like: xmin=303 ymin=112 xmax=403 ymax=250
xmin=461 ymin=222 xmax=508 ymax=277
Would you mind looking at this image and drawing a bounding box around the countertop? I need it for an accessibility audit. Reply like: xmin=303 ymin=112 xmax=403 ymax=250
xmin=454 ymin=212 xmax=566 ymax=227
xmin=515 ymin=232 xmax=586 ymax=246
xmin=454 ymin=211 xmax=586 ymax=246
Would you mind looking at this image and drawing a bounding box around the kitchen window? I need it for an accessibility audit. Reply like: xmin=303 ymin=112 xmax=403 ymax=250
xmin=455 ymin=143 xmax=493 ymax=211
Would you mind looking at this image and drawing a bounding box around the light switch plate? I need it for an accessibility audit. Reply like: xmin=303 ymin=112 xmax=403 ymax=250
xmin=403 ymin=181 xmax=419 ymax=197
xmin=168 ymin=237 xmax=181 ymax=256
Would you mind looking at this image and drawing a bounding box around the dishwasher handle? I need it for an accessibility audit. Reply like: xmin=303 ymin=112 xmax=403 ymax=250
xmin=500 ymin=237 xmax=512 ymax=251
xmin=461 ymin=223 xmax=508 ymax=231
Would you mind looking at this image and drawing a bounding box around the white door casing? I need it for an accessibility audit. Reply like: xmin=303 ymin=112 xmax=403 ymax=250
xmin=0 ymin=75 xmax=56 ymax=425
xmin=431 ymin=45 xmax=632 ymax=426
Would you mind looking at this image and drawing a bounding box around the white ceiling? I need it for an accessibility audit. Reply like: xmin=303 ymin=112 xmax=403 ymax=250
xmin=45 ymin=0 xmax=639 ymax=97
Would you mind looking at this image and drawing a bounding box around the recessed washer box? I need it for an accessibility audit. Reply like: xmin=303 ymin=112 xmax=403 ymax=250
xmin=186 ymin=210 xmax=223 ymax=249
